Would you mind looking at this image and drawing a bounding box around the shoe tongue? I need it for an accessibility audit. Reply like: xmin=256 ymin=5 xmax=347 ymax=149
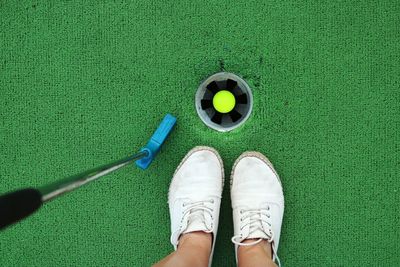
xmin=245 ymin=213 xmax=270 ymax=240
xmin=183 ymin=220 xmax=207 ymax=234
xmin=182 ymin=210 xmax=210 ymax=234
xmin=247 ymin=228 xmax=269 ymax=240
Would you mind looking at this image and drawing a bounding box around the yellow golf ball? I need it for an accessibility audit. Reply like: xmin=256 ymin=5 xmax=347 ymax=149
xmin=213 ymin=90 xmax=236 ymax=113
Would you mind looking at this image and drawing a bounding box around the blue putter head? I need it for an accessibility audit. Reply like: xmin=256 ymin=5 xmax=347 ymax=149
xmin=135 ymin=114 xmax=177 ymax=170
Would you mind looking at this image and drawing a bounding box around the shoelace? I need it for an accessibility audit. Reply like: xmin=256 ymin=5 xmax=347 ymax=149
xmin=231 ymin=206 xmax=281 ymax=266
xmin=182 ymin=199 xmax=215 ymax=231
xmin=171 ymin=199 xmax=215 ymax=245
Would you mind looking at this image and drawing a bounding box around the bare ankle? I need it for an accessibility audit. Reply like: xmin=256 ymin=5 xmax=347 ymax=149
xmin=238 ymin=239 xmax=273 ymax=260
xmin=169 ymin=232 xmax=211 ymax=267
xmin=179 ymin=231 xmax=212 ymax=252
xmin=238 ymin=239 xmax=272 ymax=261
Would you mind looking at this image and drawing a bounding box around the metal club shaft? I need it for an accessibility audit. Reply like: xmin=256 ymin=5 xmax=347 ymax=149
xmin=39 ymin=151 xmax=148 ymax=202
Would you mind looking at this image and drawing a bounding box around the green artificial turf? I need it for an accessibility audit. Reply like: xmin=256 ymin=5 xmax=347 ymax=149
xmin=1 ymin=1 xmax=399 ymax=266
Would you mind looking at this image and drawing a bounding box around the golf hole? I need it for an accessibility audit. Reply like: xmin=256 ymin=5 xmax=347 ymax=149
xmin=195 ymin=72 xmax=253 ymax=132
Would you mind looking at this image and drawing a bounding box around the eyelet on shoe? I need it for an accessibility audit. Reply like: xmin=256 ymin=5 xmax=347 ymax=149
xmin=267 ymin=206 xmax=270 ymax=211
xmin=240 ymin=210 xmax=243 ymax=214
xmin=211 ymin=199 xmax=214 ymax=204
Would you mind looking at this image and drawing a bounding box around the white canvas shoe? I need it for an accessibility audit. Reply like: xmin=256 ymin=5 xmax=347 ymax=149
xmin=230 ymin=152 xmax=284 ymax=266
xmin=168 ymin=146 xmax=224 ymax=267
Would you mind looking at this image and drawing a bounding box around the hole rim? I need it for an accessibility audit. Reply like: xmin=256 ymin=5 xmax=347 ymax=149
xmin=195 ymin=72 xmax=253 ymax=132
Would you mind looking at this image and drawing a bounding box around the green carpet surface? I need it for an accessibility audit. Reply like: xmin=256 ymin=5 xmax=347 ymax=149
xmin=1 ymin=1 xmax=399 ymax=266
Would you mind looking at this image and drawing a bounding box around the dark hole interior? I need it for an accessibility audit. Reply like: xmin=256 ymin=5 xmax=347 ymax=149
xmin=200 ymin=77 xmax=251 ymax=126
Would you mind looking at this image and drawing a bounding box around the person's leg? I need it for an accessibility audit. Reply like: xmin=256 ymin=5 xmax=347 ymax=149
xmin=153 ymin=232 xmax=211 ymax=267
xmin=153 ymin=147 xmax=224 ymax=267
xmin=237 ymin=240 xmax=276 ymax=267
xmin=230 ymin=152 xmax=284 ymax=267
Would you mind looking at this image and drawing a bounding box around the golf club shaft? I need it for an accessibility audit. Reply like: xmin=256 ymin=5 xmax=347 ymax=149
xmin=0 ymin=151 xmax=148 ymax=230
xmin=1 ymin=114 xmax=176 ymax=230
xmin=38 ymin=151 xmax=148 ymax=202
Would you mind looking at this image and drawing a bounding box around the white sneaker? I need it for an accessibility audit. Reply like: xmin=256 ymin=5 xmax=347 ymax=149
xmin=230 ymin=152 xmax=284 ymax=266
xmin=168 ymin=146 xmax=224 ymax=267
